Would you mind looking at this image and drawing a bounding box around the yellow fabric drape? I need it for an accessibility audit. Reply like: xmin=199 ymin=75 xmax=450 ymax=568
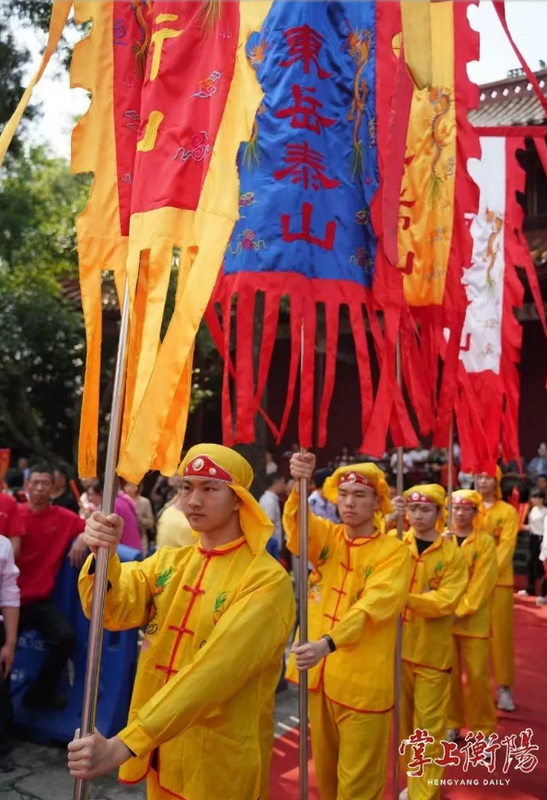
xmin=1 ymin=2 xmax=271 ymax=484
xmin=71 ymin=0 xmax=128 ymax=477
xmin=117 ymin=3 xmax=272 ymax=482
xmin=400 ymin=0 xmax=433 ymax=90
xmin=0 ymin=1 xmax=73 ymax=168
xmin=398 ymin=1 xmax=456 ymax=307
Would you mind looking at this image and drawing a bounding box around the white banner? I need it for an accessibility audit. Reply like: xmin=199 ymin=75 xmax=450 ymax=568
xmin=459 ymin=136 xmax=506 ymax=375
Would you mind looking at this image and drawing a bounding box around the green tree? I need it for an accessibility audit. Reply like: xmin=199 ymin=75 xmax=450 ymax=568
xmin=0 ymin=266 xmax=84 ymax=460
xmin=0 ymin=145 xmax=90 ymax=272
xmin=0 ymin=145 xmax=88 ymax=460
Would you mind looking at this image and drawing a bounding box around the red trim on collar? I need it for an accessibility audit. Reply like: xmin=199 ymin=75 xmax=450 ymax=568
xmin=183 ymin=455 xmax=233 ymax=483
xmin=198 ymin=538 xmax=246 ymax=557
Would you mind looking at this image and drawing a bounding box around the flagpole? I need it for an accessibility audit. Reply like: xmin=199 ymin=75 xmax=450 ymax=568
xmin=73 ymin=281 xmax=131 ymax=800
xmin=298 ymin=324 xmax=309 ymax=800
xmin=393 ymin=338 xmax=404 ymax=800
xmin=447 ymin=414 xmax=455 ymax=530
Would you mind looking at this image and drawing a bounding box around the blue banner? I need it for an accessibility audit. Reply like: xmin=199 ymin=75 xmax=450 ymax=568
xmin=223 ymin=0 xmax=378 ymax=288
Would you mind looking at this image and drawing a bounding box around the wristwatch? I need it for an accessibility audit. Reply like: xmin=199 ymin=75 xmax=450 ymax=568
xmin=322 ymin=634 xmax=336 ymax=653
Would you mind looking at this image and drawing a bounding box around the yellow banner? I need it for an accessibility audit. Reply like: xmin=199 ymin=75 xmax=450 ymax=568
xmin=398 ymin=1 xmax=456 ymax=309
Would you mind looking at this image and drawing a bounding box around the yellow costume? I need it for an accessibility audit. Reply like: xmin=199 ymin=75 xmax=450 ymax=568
xmin=447 ymin=490 xmax=498 ymax=737
xmin=400 ymin=485 xmax=468 ymax=800
xmin=283 ymin=463 xmax=412 ymax=800
xmin=79 ymin=445 xmax=295 ymax=800
xmin=476 ymin=470 xmax=519 ymax=688
xmin=156 ymin=503 xmax=194 ymax=549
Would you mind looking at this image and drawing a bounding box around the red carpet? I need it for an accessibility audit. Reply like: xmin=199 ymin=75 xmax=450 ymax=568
xmin=270 ymin=595 xmax=547 ymax=800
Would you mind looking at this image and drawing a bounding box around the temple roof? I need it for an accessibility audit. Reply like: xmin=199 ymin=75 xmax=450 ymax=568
xmin=469 ymin=67 xmax=547 ymax=127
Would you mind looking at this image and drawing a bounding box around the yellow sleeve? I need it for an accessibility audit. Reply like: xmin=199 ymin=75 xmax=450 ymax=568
xmin=117 ymin=570 xmax=295 ymax=757
xmin=283 ymin=489 xmax=336 ymax=568
xmin=495 ymin=506 xmax=519 ymax=576
xmin=455 ymin=537 xmax=498 ymax=618
xmin=406 ymin=547 xmax=468 ymax=619
xmin=78 ymin=551 xmax=159 ymax=631
xmin=328 ymin=543 xmax=411 ymax=649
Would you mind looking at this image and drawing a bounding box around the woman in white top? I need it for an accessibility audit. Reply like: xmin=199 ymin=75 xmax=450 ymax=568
xmin=519 ymin=489 xmax=547 ymax=605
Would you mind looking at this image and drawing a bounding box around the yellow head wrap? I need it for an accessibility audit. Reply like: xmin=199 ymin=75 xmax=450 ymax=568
xmin=451 ymin=489 xmax=481 ymax=531
xmin=323 ymin=463 xmax=392 ymax=532
xmin=404 ymin=484 xmax=447 ymax=533
xmin=477 ymin=466 xmax=502 ymax=500
xmin=451 ymin=489 xmax=482 ymax=509
xmin=179 ymin=444 xmax=273 ymax=554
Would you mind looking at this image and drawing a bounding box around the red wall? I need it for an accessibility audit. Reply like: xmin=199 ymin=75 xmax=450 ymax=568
xmin=518 ymin=320 xmax=547 ymax=461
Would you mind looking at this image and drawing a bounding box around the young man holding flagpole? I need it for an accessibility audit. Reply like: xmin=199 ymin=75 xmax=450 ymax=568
xmin=67 ymin=444 xmax=295 ymax=800
xmin=446 ymin=489 xmax=498 ymax=743
xmin=397 ymin=485 xmax=467 ymax=800
xmin=476 ymin=468 xmax=519 ymax=712
xmin=284 ymin=452 xmax=411 ymax=800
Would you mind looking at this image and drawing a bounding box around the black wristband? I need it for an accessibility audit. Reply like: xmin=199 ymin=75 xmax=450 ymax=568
xmin=322 ymin=634 xmax=336 ymax=653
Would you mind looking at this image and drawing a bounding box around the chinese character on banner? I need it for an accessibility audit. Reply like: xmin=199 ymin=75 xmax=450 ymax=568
xmin=399 ymin=729 xmax=435 ymax=778
xmin=275 ymin=85 xmax=336 ymax=135
xmin=281 ymin=202 xmax=336 ymax=251
xmin=274 ymin=142 xmax=340 ymax=191
xmin=501 ymin=729 xmax=540 ymax=775
xmin=280 ymin=25 xmax=333 ymax=79
xmin=460 ymin=732 xmax=501 ymax=774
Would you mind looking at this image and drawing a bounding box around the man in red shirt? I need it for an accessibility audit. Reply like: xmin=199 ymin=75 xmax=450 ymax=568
xmin=0 ymin=492 xmax=23 ymax=558
xmin=16 ymin=464 xmax=87 ymax=711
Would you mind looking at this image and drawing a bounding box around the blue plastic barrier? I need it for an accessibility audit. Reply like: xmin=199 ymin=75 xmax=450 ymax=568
xmin=11 ymin=544 xmax=142 ymax=744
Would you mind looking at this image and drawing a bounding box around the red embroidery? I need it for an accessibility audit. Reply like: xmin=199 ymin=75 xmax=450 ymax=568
xmin=275 ymin=86 xmax=335 ymax=135
xmin=281 ymin=202 xmax=336 ymax=251
xmin=168 ymin=625 xmax=194 ymax=636
xmin=274 ymin=142 xmax=340 ymax=191
xmin=155 ymin=664 xmax=178 ymax=679
xmin=280 ymin=25 xmax=333 ymax=80
xmin=183 ymin=585 xmax=205 ymax=596
xmin=173 ymin=131 xmax=212 ymax=163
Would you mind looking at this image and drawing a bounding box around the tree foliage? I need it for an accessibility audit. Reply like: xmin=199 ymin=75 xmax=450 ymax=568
xmin=0 ymin=266 xmax=84 ymax=460
xmin=0 ymin=146 xmax=89 ymax=460
xmin=0 ymin=146 xmax=90 ymax=273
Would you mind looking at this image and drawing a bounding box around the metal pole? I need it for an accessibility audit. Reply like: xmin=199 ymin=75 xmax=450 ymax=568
xmin=392 ymin=338 xmax=404 ymax=800
xmin=298 ymin=320 xmax=309 ymax=800
xmin=298 ymin=457 xmax=309 ymax=800
xmin=73 ymin=281 xmax=131 ymax=800
xmin=446 ymin=414 xmax=455 ymax=531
